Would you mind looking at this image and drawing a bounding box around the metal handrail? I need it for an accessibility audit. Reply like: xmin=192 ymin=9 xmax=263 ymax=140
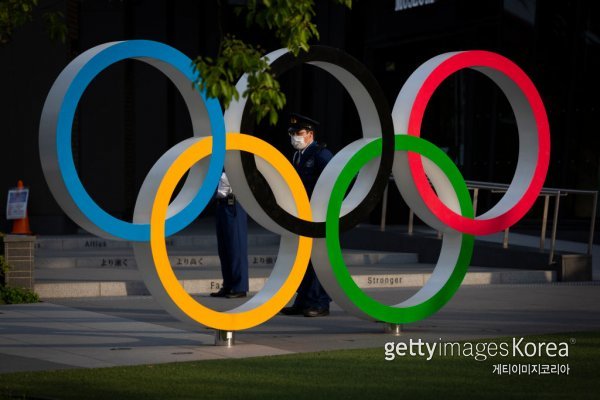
xmin=379 ymin=177 xmax=598 ymax=264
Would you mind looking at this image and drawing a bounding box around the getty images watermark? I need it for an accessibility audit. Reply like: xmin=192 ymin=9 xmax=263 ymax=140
xmin=384 ymin=337 xmax=573 ymax=375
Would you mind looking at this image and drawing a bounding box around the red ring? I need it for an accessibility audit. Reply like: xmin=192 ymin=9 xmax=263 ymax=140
xmin=406 ymin=51 xmax=550 ymax=235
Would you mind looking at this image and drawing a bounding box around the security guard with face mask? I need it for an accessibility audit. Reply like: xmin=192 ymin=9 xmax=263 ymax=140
xmin=280 ymin=113 xmax=333 ymax=317
xmin=210 ymin=172 xmax=249 ymax=299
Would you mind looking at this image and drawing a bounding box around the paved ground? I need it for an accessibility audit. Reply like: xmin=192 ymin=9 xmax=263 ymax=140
xmin=1 ymin=282 xmax=599 ymax=373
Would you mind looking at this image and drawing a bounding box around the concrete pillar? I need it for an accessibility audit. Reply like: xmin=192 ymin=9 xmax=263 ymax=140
xmin=3 ymin=235 xmax=36 ymax=290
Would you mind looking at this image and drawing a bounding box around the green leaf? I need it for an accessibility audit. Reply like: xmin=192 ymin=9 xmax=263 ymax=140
xmin=190 ymin=0 xmax=352 ymax=125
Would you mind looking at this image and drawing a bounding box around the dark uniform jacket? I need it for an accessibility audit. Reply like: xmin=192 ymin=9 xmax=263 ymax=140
xmin=292 ymin=141 xmax=334 ymax=197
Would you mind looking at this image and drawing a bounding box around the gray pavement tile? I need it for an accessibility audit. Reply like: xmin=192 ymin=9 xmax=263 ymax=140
xmin=198 ymin=344 xmax=294 ymax=359
xmin=0 ymin=346 xmax=116 ymax=369
xmin=59 ymin=345 xmax=227 ymax=366
xmin=0 ymin=353 xmax=74 ymax=373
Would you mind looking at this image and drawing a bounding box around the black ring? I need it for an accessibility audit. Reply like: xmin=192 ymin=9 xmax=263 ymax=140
xmin=240 ymin=46 xmax=394 ymax=238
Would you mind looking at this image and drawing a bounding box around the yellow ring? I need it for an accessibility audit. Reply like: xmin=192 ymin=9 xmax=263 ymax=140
xmin=150 ymin=133 xmax=312 ymax=330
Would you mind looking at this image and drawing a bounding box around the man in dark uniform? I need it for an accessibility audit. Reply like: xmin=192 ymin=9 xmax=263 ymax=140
xmin=281 ymin=113 xmax=333 ymax=317
xmin=210 ymin=172 xmax=249 ymax=298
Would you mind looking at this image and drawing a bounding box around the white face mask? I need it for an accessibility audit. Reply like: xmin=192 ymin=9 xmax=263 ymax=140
xmin=291 ymin=135 xmax=308 ymax=150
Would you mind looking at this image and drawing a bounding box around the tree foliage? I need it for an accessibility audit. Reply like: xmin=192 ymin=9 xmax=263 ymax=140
xmin=192 ymin=0 xmax=352 ymax=125
xmin=0 ymin=0 xmax=67 ymax=45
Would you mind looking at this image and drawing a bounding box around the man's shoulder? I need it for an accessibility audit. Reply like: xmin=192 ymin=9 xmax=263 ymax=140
xmin=302 ymin=142 xmax=333 ymax=165
xmin=315 ymin=144 xmax=333 ymax=162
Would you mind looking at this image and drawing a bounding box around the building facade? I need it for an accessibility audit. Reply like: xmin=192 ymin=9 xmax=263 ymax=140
xmin=0 ymin=0 xmax=598 ymax=233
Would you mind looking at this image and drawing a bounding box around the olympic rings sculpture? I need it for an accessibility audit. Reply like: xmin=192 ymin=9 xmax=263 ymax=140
xmin=39 ymin=40 xmax=550 ymax=331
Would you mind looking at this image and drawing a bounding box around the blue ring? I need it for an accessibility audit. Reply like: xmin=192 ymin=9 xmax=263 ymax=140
xmin=56 ymin=40 xmax=225 ymax=241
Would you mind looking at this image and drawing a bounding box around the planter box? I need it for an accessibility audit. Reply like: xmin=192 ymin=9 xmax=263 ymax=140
xmin=559 ymin=254 xmax=592 ymax=282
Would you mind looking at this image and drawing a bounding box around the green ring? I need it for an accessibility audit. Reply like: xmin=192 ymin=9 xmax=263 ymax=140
xmin=325 ymin=135 xmax=474 ymax=323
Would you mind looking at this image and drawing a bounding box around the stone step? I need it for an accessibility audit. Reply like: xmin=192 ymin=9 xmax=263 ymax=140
xmin=34 ymin=249 xmax=419 ymax=269
xmin=34 ymin=232 xmax=281 ymax=251
xmin=32 ymin=266 xmax=557 ymax=299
